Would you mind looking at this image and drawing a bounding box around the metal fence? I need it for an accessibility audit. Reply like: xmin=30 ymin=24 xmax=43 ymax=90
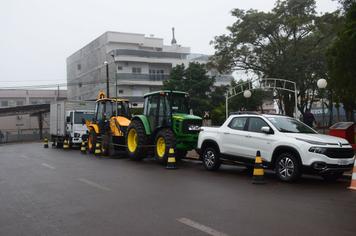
xmin=0 ymin=129 xmax=49 ymax=144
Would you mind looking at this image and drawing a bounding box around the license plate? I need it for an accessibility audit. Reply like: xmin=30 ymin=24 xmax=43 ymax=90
xmin=338 ymin=159 xmax=349 ymax=165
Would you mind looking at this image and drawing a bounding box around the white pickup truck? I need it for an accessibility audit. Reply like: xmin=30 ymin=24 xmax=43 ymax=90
xmin=196 ymin=113 xmax=355 ymax=182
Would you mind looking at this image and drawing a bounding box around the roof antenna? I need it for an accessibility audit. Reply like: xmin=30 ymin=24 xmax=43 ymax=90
xmin=171 ymin=27 xmax=177 ymax=45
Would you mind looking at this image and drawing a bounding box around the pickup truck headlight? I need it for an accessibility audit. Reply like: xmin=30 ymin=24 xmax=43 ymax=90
xmin=188 ymin=125 xmax=200 ymax=131
xmin=309 ymin=147 xmax=327 ymax=154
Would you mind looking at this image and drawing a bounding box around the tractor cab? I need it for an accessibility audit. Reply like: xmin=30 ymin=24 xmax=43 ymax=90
xmin=143 ymin=91 xmax=190 ymax=133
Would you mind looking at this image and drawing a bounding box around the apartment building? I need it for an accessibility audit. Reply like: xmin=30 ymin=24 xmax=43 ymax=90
xmin=0 ymin=89 xmax=67 ymax=137
xmin=66 ymin=30 xmax=233 ymax=106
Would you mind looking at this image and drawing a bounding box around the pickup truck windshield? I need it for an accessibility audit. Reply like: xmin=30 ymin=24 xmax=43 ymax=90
xmin=267 ymin=117 xmax=317 ymax=133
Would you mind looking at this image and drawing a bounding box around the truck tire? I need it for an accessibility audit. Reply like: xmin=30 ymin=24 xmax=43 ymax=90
xmin=202 ymin=147 xmax=221 ymax=171
xmin=88 ymin=129 xmax=98 ymax=154
xmin=275 ymin=152 xmax=301 ymax=183
xmin=101 ymin=135 xmax=110 ymax=156
xmin=154 ymin=129 xmax=176 ymax=165
xmin=126 ymin=120 xmax=149 ymax=161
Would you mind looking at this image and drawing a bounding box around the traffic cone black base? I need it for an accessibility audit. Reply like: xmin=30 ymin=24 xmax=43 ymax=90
xmin=44 ymin=138 xmax=49 ymax=148
xmin=81 ymin=142 xmax=87 ymax=154
xmin=166 ymin=148 xmax=177 ymax=169
xmin=63 ymin=140 xmax=69 ymax=151
xmin=95 ymin=143 xmax=101 ymax=157
xmin=252 ymin=151 xmax=266 ymax=184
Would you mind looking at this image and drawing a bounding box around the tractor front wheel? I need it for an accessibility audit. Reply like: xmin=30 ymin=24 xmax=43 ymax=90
xmin=154 ymin=129 xmax=176 ymax=165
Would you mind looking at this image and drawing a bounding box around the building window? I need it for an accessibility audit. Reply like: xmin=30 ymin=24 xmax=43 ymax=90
xmin=118 ymin=66 xmax=123 ymax=70
xmin=1 ymin=101 xmax=8 ymax=107
xmin=133 ymin=90 xmax=142 ymax=96
xmin=149 ymin=69 xmax=165 ymax=81
xmin=77 ymin=64 xmax=81 ymax=70
xmin=17 ymin=101 xmax=24 ymax=106
xmin=31 ymin=101 xmax=38 ymax=105
xmin=132 ymin=67 xmax=141 ymax=74
xmin=45 ymin=101 xmax=51 ymax=104
xmin=119 ymin=90 xmax=124 ymax=94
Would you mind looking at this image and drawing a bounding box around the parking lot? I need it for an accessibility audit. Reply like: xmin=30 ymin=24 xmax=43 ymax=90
xmin=1 ymin=142 xmax=356 ymax=236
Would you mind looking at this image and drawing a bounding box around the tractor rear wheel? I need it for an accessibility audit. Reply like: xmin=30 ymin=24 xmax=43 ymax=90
xmin=126 ymin=120 xmax=149 ymax=160
xmin=154 ymin=129 xmax=176 ymax=165
xmin=88 ymin=129 xmax=98 ymax=154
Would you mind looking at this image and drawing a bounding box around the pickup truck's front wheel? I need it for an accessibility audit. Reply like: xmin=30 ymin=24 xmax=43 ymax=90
xmin=275 ymin=152 xmax=301 ymax=182
xmin=203 ymin=147 xmax=221 ymax=171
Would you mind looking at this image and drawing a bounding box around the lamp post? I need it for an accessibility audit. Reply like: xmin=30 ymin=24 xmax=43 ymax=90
xmin=244 ymin=90 xmax=251 ymax=111
xmin=110 ymin=51 xmax=118 ymax=117
xmin=104 ymin=61 xmax=110 ymax=98
xmin=317 ymin=79 xmax=327 ymax=134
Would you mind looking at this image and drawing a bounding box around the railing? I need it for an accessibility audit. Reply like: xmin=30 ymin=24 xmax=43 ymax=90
xmin=115 ymin=73 xmax=233 ymax=82
xmin=113 ymin=49 xmax=209 ymax=61
xmin=0 ymin=129 xmax=49 ymax=144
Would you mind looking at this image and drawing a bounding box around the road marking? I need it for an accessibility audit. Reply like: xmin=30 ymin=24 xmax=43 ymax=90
xmin=177 ymin=218 xmax=229 ymax=236
xmin=21 ymin=155 xmax=29 ymax=159
xmin=78 ymin=178 xmax=112 ymax=191
xmin=41 ymin=163 xmax=56 ymax=169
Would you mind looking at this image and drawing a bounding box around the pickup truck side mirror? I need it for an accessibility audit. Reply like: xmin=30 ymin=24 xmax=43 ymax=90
xmin=66 ymin=116 xmax=70 ymax=123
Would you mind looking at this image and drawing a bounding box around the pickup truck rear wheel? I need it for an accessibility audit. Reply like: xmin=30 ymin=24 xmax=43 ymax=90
xmin=275 ymin=152 xmax=301 ymax=182
xmin=88 ymin=129 xmax=97 ymax=154
xmin=203 ymin=147 xmax=221 ymax=171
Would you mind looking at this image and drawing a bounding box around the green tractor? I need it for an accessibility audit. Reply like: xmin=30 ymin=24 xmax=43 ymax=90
xmin=126 ymin=91 xmax=202 ymax=164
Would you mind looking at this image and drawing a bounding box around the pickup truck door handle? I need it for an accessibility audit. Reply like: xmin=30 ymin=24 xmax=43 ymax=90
xmin=245 ymin=134 xmax=251 ymax=138
xmin=224 ymin=132 xmax=230 ymax=134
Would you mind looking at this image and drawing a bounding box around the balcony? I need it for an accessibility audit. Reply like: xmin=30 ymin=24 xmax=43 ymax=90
xmin=115 ymin=73 xmax=233 ymax=83
xmin=113 ymin=49 xmax=210 ymax=61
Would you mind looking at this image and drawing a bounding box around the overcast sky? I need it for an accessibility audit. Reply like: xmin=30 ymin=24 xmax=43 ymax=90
xmin=0 ymin=0 xmax=340 ymax=89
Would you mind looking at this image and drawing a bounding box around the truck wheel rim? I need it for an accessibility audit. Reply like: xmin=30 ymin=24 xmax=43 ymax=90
xmin=205 ymin=150 xmax=215 ymax=167
xmin=278 ymin=157 xmax=294 ymax=179
xmin=156 ymin=137 xmax=165 ymax=157
xmin=128 ymin=129 xmax=137 ymax=152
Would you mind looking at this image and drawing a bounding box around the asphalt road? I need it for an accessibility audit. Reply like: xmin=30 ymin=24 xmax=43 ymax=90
xmin=1 ymin=142 xmax=356 ymax=236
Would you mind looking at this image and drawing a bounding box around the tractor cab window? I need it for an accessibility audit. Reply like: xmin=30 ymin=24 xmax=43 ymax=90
xmin=169 ymin=95 xmax=189 ymax=114
xmin=158 ymin=95 xmax=171 ymax=127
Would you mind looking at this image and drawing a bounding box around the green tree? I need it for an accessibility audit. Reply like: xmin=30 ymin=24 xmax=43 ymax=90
xmin=326 ymin=2 xmax=356 ymax=122
xmin=207 ymin=0 xmax=340 ymax=117
xmin=162 ymin=62 xmax=228 ymax=117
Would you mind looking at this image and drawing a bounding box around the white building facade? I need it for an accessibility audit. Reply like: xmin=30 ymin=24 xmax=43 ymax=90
xmin=67 ymin=31 xmax=233 ymax=106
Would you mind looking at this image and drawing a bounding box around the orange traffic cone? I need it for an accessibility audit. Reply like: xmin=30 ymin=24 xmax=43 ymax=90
xmin=166 ymin=148 xmax=177 ymax=169
xmin=251 ymin=151 xmax=266 ymax=184
xmin=348 ymin=159 xmax=356 ymax=190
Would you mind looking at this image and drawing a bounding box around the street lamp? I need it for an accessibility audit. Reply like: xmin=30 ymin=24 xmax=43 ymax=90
xmin=317 ymin=78 xmax=327 ymax=134
xmin=104 ymin=61 xmax=110 ymax=98
xmin=110 ymin=51 xmax=118 ymax=117
xmin=244 ymin=90 xmax=251 ymax=111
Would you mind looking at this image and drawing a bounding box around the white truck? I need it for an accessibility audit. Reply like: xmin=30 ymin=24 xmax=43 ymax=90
xmin=50 ymin=100 xmax=95 ymax=148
